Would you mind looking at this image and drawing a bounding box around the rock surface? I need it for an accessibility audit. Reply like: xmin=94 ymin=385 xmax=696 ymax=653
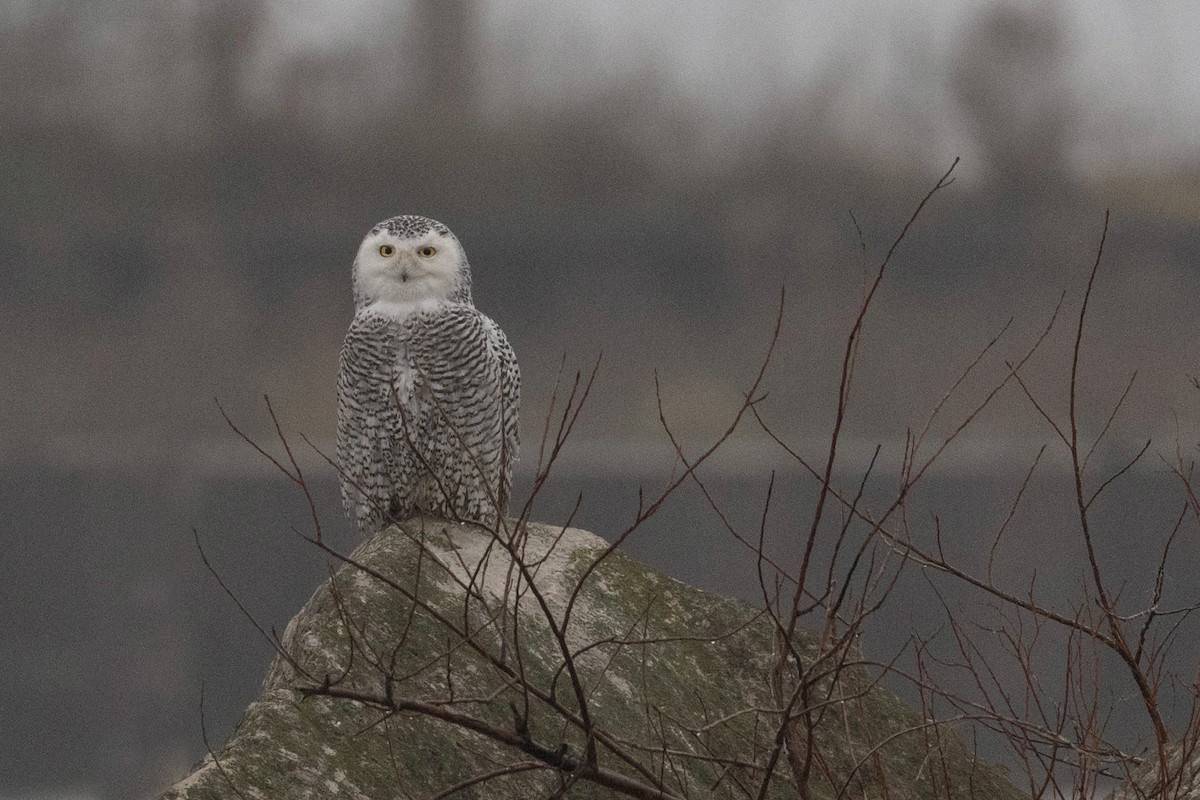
xmin=162 ymin=517 xmax=1025 ymax=799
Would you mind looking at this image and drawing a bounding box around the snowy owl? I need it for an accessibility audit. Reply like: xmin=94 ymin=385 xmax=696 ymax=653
xmin=337 ymin=215 xmax=519 ymax=534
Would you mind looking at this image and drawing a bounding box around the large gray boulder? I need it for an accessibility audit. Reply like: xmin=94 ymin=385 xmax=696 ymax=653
xmin=162 ymin=517 xmax=1024 ymax=799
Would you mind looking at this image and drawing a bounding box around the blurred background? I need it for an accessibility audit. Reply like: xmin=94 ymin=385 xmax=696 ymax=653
xmin=3 ymin=1 xmax=1200 ymax=797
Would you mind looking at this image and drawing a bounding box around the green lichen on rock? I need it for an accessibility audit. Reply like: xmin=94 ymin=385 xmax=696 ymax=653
xmin=162 ymin=517 xmax=1026 ymax=799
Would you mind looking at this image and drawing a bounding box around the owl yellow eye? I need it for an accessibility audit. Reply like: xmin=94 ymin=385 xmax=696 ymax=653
xmin=418 ymin=245 xmax=437 ymax=258
xmin=379 ymin=244 xmax=395 ymax=257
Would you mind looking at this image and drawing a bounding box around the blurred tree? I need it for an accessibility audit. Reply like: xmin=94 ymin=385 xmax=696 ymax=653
xmin=195 ymin=0 xmax=267 ymax=139
xmin=406 ymin=0 xmax=478 ymax=124
xmin=952 ymin=3 xmax=1074 ymax=195
xmin=0 ymin=7 xmax=86 ymax=135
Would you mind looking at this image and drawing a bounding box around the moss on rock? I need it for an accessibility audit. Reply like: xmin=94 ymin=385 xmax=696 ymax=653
xmin=162 ymin=517 xmax=1025 ymax=799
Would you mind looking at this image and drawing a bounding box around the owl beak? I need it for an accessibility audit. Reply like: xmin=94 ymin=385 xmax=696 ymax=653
xmin=400 ymin=268 xmax=410 ymax=283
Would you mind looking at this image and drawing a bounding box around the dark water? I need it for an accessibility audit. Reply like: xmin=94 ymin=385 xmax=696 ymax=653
xmin=3 ymin=461 xmax=1198 ymax=798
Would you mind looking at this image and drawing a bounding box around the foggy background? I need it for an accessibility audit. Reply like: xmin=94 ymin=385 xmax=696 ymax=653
xmin=3 ymin=2 xmax=1200 ymax=798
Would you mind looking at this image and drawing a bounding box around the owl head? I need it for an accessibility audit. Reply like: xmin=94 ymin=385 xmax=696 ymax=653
xmin=352 ymin=215 xmax=472 ymax=311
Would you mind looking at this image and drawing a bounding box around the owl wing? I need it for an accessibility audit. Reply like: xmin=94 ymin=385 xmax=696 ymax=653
xmin=337 ymin=312 xmax=423 ymax=535
xmin=406 ymin=304 xmax=519 ymax=522
xmin=483 ymin=313 xmax=521 ymax=499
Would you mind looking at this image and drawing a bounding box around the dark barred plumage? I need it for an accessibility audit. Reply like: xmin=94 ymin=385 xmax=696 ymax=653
xmin=337 ymin=216 xmax=519 ymax=534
